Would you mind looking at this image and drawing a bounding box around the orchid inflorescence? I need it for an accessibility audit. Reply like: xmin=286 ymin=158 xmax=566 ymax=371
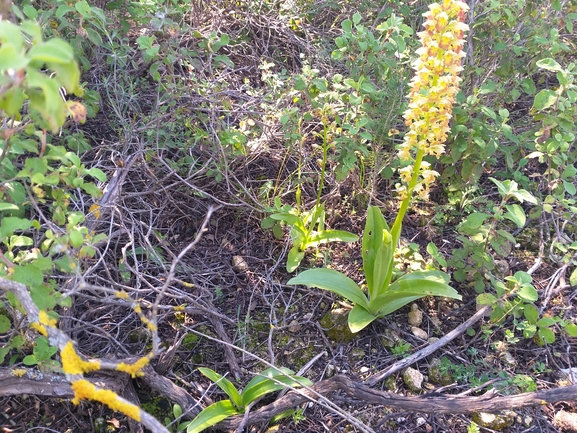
xmin=397 ymin=0 xmax=469 ymax=202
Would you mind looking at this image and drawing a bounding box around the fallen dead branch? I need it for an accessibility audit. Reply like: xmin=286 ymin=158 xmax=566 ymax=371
xmin=219 ymin=374 xmax=577 ymax=430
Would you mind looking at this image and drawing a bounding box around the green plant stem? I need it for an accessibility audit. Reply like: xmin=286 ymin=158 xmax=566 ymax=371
xmin=316 ymin=120 xmax=329 ymax=207
xmin=391 ymin=147 xmax=425 ymax=247
xmin=380 ymin=147 xmax=424 ymax=289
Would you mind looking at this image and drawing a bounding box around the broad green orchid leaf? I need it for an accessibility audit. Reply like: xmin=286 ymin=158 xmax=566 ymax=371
xmin=348 ymin=304 xmax=379 ymax=333
xmin=198 ymin=368 xmax=242 ymax=410
xmin=362 ymin=206 xmax=394 ymax=297
xmin=186 ymin=400 xmax=239 ymax=433
xmin=308 ymin=229 xmax=359 ymax=247
xmin=305 ymin=203 xmax=325 ymax=229
xmin=269 ymin=212 xmax=300 ymax=225
xmin=286 ymin=247 xmax=305 ymax=273
xmin=371 ymin=273 xmax=460 ymax=317
xmin=241 ymin=368 xmax=312 ymax=407
xmin=373 ymin=295 xmax=423 ymax=317
xmin=288 ymin=268 xmax=370 ymax=309
xmin=370 ymin=229 xmax=393 ymax=301
xmin=395 ymin=270 xmax=451 ymax=284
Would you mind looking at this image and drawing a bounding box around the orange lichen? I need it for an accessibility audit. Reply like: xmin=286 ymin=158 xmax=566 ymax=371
xmin=71 ymin=379 xmax=141 ymax=421
xmin=61 ymin=341 xmax=100 ymax=375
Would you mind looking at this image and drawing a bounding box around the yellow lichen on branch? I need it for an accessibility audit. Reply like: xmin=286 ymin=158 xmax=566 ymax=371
xmin=71 ymin=379 xmax=141 ymax=421
xmin=31 ymin=310 xmax=58 ymax=337
xmin=116 ymin=354 xmax=152 ymax=378
xmin=61 ymin=341 xmax=101 ymax=375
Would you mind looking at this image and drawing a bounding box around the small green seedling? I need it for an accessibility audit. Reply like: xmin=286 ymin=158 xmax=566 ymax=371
xmin=268 ymin=202 xmax=358 ymax=272
xmin=186 ymin=367 xmax=312 ymax=433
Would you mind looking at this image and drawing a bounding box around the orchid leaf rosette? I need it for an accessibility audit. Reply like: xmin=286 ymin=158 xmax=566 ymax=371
xmin=289 ymin=1 xmax=469 ymax=333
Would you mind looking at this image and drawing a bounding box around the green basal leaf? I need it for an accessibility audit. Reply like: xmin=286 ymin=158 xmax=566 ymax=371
xmin=362 ymin=206 xmax=391 ymax=295
xmin=307 ymin=229 xmax=359 ymax=247
xmin=186 ymin=400 xmax=239 ymax=433
xmin=305 ymin=203 xmax=325 ymax=230
xmin=370 ymin=229 xmax=393 ymax=301
xmin=288 ymin=268 xmax=369 ymax=310
xmin=371 ymin=272 xmax=459 ymax=317
xmin=269 ymin=212 xmax=300 ymax=226
xmin=348 ymin=304 xmax=378 ymax=333
xmin=242 ymin=368 xmax=311 ymax=406
xmin=198 ymin=368 xmax=242 ymax=410
xmin=396 ymin=270 xmax=451 ymax=284
xmin=243 ymin=367 xmax=294 ymax=390
xmin=286 ymin=247 xmax=304 ymax=273
xmin=173 ymin=404 xmax=183 ymax=419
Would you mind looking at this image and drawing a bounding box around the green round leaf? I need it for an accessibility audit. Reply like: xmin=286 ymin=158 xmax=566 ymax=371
xmin=517 ymin=285 xmax=538 ymax=302
xmin=536 ymin=58 xmax=563 ymax=72
xmin=0 ymin=315 xmax=11 ymax=333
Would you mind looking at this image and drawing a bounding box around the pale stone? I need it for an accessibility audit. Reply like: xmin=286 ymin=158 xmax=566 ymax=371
xmin=408 ymin=303 xmax=423 ymax=326
xmin=472 ymin=412 xmax=515 ymax=431
xmin=403 ymin=367 xmax=424 ymax=392
xmin=411 ymin=326 xmax=428 ymax=340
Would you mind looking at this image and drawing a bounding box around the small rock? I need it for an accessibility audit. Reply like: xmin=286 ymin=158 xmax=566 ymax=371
xmin=385 ymin=375 xmax=396 ymax=390
xmin=560 ymin=367 xmax=577 ymax=382
xmin=408 ymin=304 xmax=423 ymax=327
xmin=554 ymin=410 xmax=577 ymax=432
xmin=494 ymin=259 xmax=510 ymax=278
xmin=380 ymin=327 xmax=401 ymax=348
xmin=476 ymin=302 xmax=493 ymax=317
xmin=288 ymin=320 xmax=302 ymax=333
xmin=360 ymin=366 xmax=370 ymax=374
xmin=428 ymin=357 xmax=453 ymax=385
xmin=416 ymin=417 xmax=427 ymax=427
xmin=232 ymin=255 xmax=249 ymax=272
xmin=523 ymin=415 xmax=533 ymax=427
xmin=430 ymin=315 xmax=442 ymax=327
xmin=411 ymin=326 xmax=428 ymax=340
xmin=325 ymin=364 xmax=336 ymax=378
xmin=320 ymin=308 xmax=356 ymax=342
xmin=403 ymin=367 xmax=424 ymax=392
xmin=500 ymin=351 xmax=516 ymax=366
xmin=472 ymin=412 xmax=515 ymax=431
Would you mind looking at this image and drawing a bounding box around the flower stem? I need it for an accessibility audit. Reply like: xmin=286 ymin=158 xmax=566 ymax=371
xmin=391 ymin=147 xmax=425 ymax=247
